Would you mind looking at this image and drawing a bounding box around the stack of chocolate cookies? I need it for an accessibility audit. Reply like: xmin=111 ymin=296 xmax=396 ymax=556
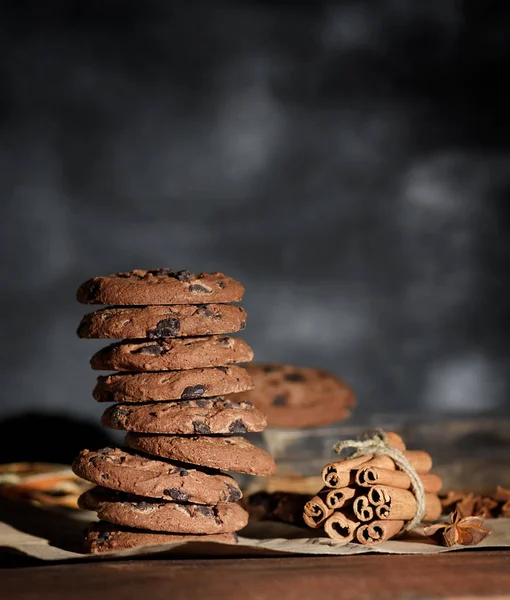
xmin=72 ymin=269 xmax=276 ymax=553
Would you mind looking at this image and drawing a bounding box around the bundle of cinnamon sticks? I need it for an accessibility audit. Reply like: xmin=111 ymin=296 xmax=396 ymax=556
xmin=303 ymin=432 xmax=442 ymax=545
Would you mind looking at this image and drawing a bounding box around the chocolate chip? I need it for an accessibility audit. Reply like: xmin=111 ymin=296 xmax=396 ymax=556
xmin=218 ymin=337 xmax=230 ymax=345
xmin=133 ymin=344 xmax=163 ymax=355
xmin=218 ymin=281 xmax=226 ymax=288
xmin=179 ymin=469 xmax=189 ymax=477
xmin=284 ymin=372 xmax=306 ymax=382
xmin=193 ymin=420 xmax=212 ymax=434
xmin=196 ymin=305 xmax=215 ymax=318
xmin=189 ymin=284 xmax=212 ymax=294
xmin=96 ymin=531 xmax=112 ymax=543
xmin=134 ymin=501 xmax=154 ymax=511
xmin=272 ymin=395 xmax=286 ymax=406
xmin=222 ymin=400 xmax=235 ymax=408
xmin=164 ymin=488 xmax=189 ymax=501
xmin=262 ymin=364 xmax=279 ymax=374
xmin=195 ymin=399 xmax=210 ymax=408
xmin=240 ymin=321 xmax=246 ymax=330
xmin=90 ymin=448 xmax=117 ymax=464
xmin=182 ymin=384 xmax=205 ymax=399
xmin=176 ymin=270 xmax=196 ymax=282
xmin=195 ymin=505 xmax=214 ymax=518
xmin=148 ymin=268 xmax=175 ymax=276
xmin=224 ymin=439 xmax=233 ymax=444
xmin=226 ymin=483 xmax=242 ymax=502
xmin=113 ymin=407 xmax=131 ymax=420
xmin=148 ymin=318 xmax=180 ymax=338
xmin=101 ymin=473 xmax=109 ymax=480
xmin=85 ymin=279 xmax=101 ymax=298
xmin=216 ymin=366 xmax=228 ymax=374
xmin=98 ymin=447 xmax=115 ymax=454
xmin=228 ymin=419 xmax=247 ymax=433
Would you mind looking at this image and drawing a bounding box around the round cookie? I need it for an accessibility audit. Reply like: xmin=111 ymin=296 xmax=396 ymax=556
xmin=84 ymin=521 xmax=238 ymax=553
xmin=229 ymin=363 xmax=356 ymax=428
xmin=126 ymin=434 xmax=276 ymax=476
xmin=93 ymin=366 xmax=253 ymax=403
xmin=79 ymin=486 xmax=248 ymax=533
xmin=72 ymin=447 xmax=241 ymax=505
xmin=90 ymin=336 xmax=253 ymax=372
xmin=102 ymin=398 xmax=267 ymax=435
xmin=77 ymin=304 xmax=247 ymax=340
xmin=76 ymin=269 xmax=244 ymax=305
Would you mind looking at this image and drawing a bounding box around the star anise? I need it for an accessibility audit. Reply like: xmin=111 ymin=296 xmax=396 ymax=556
xmin=423 ymin=508 xmax=492 ymax=547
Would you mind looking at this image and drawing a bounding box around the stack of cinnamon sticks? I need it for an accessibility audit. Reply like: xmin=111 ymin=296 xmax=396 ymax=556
xmin=303 ymin=432 xmax=443 ymax=545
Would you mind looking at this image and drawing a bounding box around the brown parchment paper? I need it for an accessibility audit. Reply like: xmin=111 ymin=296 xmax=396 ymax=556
xmin=1 ymin=499 xmax=509 ymax=562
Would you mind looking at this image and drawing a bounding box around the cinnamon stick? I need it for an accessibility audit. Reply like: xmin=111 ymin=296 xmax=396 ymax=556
xmin=384 ymin=432 xmax=407 ymax=451
xmin=338 ymin=451 xmax=432 ymax=475
xmin=325 ymin=487 xmax=356 ymax=510
xmin=367 ymin=485 xmax=442 ymax=521
xmin=361 ymin=455 xmax=396 ymax=470
xmin=356 ymin=520 xmax=405 ymax=545
xmin=375 ymin=504 xmax=391 ymax=519
xmin=353 ymin=495 xmax=374 ymax=522
xmin=323 ymin=512 xmax=360 ymax=543
xmin=303 ymin=492 xmax=333 ymax=528
xmin=366 ymin=485 xmax=391 ymax=507
xmin=356 ymin=467 xmax=442 ymax=493
xmin=321 ymin=455 xmax=373 ymax=488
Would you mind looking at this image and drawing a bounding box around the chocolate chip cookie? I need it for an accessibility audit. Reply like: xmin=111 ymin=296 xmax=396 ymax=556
xmin=84 ymin=521 xmax=238 ymax=553
xmin=93 ymin=366 xmax=253 ymax=403
xmin=126 ymin=434 xmax=276 ymax=476
xmin=72 ymin=447 xmax=241 ymax=505
xmin=102 ymin=398 xmax=267 ymax=434
xmin=76 ymin=269 xmax=244 ymax=305
xmin=90 ymin=336 xmax=253 ymax=372
xmin=77 ymin=304 xmax=247 ymax=339
xmin=79 ymin=486 xmax=249 ymax=533
xmin=230 ymin=363 xmax=356 ymax=428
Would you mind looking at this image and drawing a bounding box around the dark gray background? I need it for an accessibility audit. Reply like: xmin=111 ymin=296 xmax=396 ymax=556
xmin=2 ymin=1 xmax=510 ymax=431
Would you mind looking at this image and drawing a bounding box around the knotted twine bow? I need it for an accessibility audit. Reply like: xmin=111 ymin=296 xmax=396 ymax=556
xmin=333 ymin=428 xmax=425 ymax=531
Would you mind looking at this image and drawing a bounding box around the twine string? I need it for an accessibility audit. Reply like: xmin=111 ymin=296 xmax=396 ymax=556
xmin=333 ymin=428 xmax=425 ymax=531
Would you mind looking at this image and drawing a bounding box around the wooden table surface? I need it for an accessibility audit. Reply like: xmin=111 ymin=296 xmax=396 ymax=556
xmin=2 ymin=551 xmax=510 ymax=599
